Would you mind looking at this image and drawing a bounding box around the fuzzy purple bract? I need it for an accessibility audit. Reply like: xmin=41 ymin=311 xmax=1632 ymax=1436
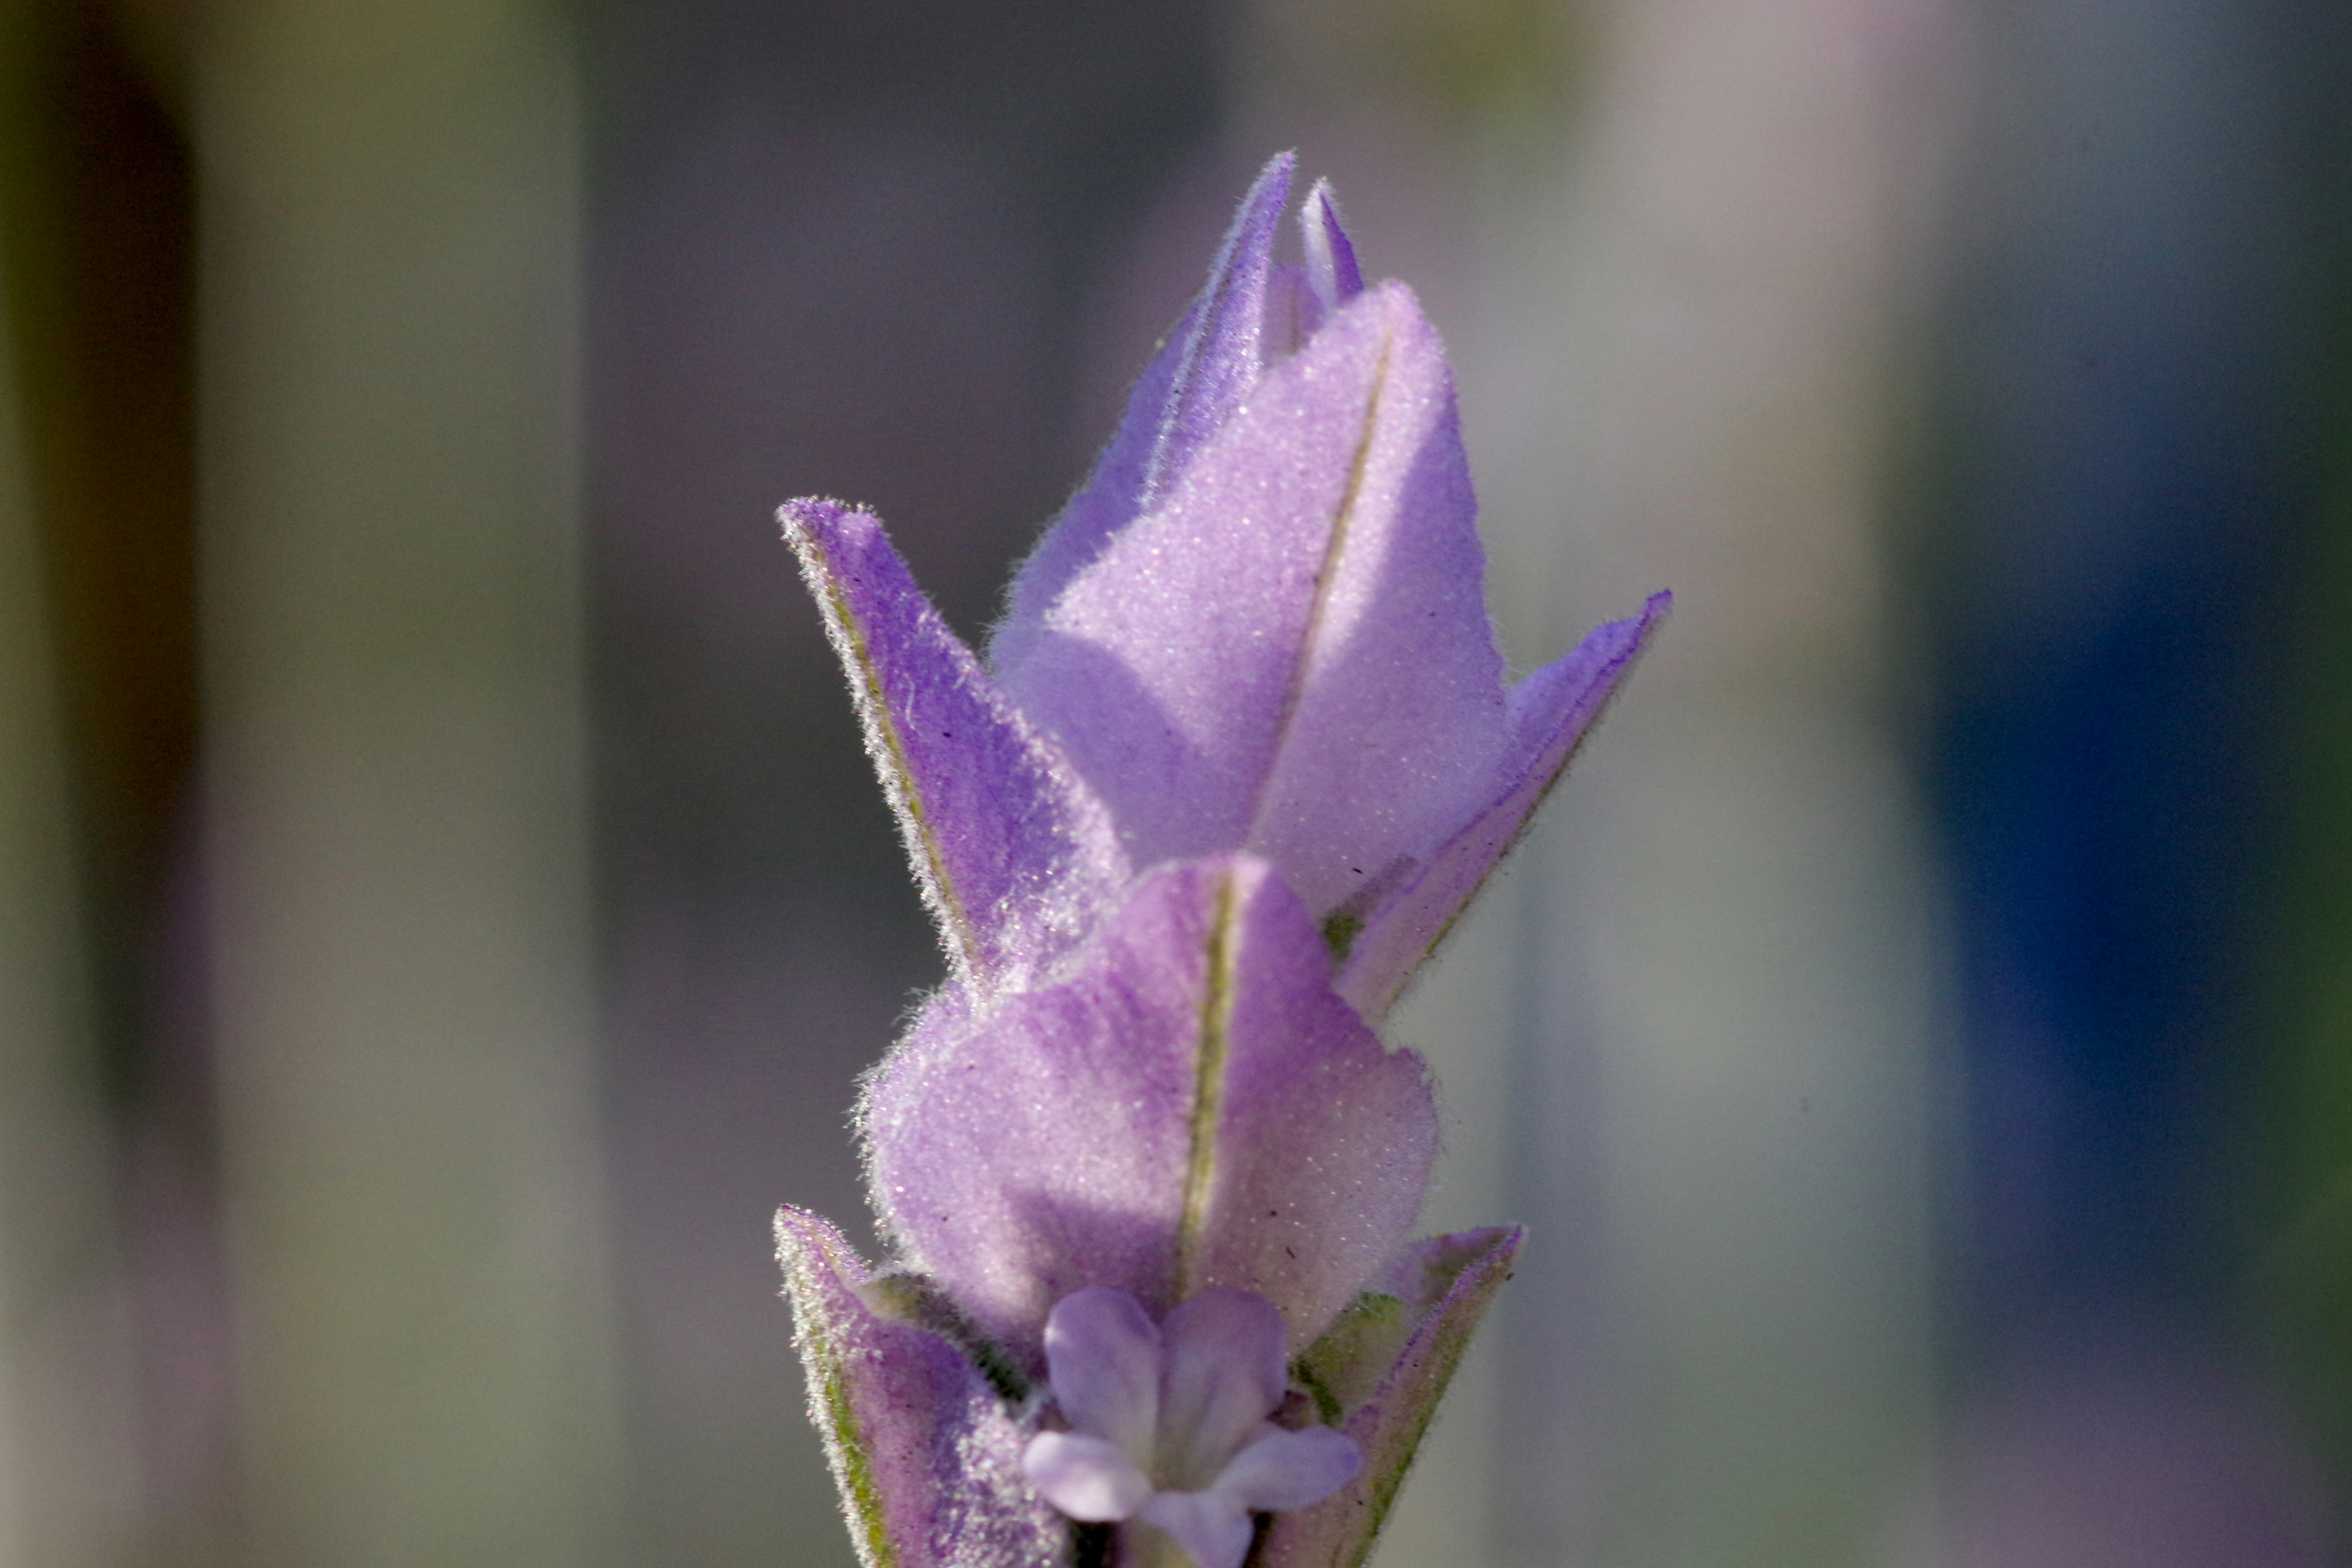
xmin=776 ymin=153 xmax=1662 ymax=1568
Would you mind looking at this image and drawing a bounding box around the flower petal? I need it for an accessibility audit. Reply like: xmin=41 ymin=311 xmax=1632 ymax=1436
xmin=1300 ymin=178 xmax=1363 ymax=318
xmin=995 ymin=153 xmax=1293 ymax=672
xmin=1257 ymin=1227 xmax=1523 ymax=1568
xmin=774 ymin=1207 xmax=1068 ymax=1568
xmin=782 ymin=498 xmax=1128 ymax=994
xmin=1214 ymin=1425 xmax=1363 ymax=1513
xmin=1336 ymin=592 xmax=1668 ymax=1021
xmin=1042 ymin=1287 xmax=1161 ymax=1461
xmin=1021 ymin=1431 xmax=1153 ymax=1523
xmin=1003 ymin=283 xmax=1513 ymax=921
xmin=860 ymin=856 xmax=1438 ymax=1371
xmin=1138 ymin=1490 xmax=1257 ymax=1568
xmin=1155 ymin=1288 xmax=1289 ymax=1490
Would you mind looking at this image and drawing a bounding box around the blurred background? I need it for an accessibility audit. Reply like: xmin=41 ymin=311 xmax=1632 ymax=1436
xmin=4 ymin=0 xmax=2351 ymax=1564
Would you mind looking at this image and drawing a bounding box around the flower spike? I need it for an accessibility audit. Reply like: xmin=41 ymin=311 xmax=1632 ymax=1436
xmin=777 ymin=158 xmax=1662 ymax=1568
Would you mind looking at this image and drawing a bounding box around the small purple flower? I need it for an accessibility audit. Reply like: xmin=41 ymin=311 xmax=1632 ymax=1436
xmin=1022 ymin=1287 xmax=1360 ymax=1568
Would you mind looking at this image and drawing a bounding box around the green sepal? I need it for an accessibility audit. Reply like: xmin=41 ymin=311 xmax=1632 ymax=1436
xmin=1259 ymin=1226 xmax=1523 ymax=1568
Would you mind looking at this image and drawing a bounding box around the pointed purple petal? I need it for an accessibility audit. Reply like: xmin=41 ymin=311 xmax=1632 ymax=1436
xmin=860 ymin=857 xmax=1438 ymax=1372
xmin=1216 ymin=1425 xmax=1363 ymax=1513
xmin=1021 ymin=1432 xmax=1153 ymax=1522
xmin=1138 ymin=1490 xmax=1257 ymax=1568
xmin=1042 ymin=1287 xmax=1161 ymax=1461
xmin=1257 ymin=1227 xmax=1523 ymax=1568
xmin=1155 ymin=1287 xmax=1289 ymax=1489
xmin=1002 ymin=284 xmax=1512 ymax=918
xmin=783 ymin=499 xmax=1128 ymax=993
xmin=774 ymin=1207 xmax=1069 ymax=1568
xmin=1338 ymin=592 xmax=1669 ymax=1021
xmin=995 ymin=154 xmax=1294 ymax=670
xmin=1301 ymin=178 xmax=1363 ymax=314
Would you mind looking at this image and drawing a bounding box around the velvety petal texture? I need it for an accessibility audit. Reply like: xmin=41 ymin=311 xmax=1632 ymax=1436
xmin=995 ymin=153 xmax=1295 ymax=669
xmin=1041 ymin=1287 xmax=1161 ymax=1461
xmin=1259 ymin=1227 xmax=1525 ymax=1568
xmin=793 ymin=163 xmax=1657 ymax=1018
xmin=861 ymin=856 xmax=1438 ymax=1371
xmin=1022 ymin=1433 xmax=1149 ymax=1522
xmin=997 ymin=282 xmax=1512 ymax=921
xmin=1153 ymin=1289 xmax=1291 ymax=1490
xmin=1138 ymin=1490 xmax=1255 ymax=1568
xmin=1336 ymin=590 xmax=1672 ymax=1020
xmin=783 ymin=499 xmax=1128 ymax=993
xmin=775 ymin=1207 xmax=1067 ymax=1568
xmin=1219 ymin=1427 xmax=1363 ymax=1513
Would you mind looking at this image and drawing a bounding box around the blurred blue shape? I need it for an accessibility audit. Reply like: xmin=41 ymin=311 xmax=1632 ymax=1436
xmin=1931 ymin=0 xmax=2338 ymax=1327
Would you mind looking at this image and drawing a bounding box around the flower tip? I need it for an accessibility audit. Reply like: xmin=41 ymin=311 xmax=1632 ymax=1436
xmin=1629 ymin=589 xmax=1674 ymax=650
xmin=1301 ymin=178 xmax=1364 ymax=312
xmin=1237 ymin=151 xmax=1297 ymax=232
xmin=776 ymin=495 xmax=833 ymax=537
xmin=778 ymin=495 xmax=870 ymax=552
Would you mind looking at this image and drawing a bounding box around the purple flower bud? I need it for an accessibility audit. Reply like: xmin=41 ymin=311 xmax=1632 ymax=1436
xmin=783 ymin=154 xmax=1663 ymax=1020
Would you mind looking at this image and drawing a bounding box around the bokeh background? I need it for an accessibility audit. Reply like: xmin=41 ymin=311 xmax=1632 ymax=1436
xmin=5 ymin=0 xmax=2352 ymax=1564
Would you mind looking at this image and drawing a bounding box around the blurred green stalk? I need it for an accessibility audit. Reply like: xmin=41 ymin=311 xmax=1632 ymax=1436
xmin=197 ymin=1 xmax=624 ymax=1564
xmin=0 ymin=253 xmax=137 ymax=1568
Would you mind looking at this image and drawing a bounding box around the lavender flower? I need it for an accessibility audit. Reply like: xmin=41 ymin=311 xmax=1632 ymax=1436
xmin=783 ymin=153 xmax=1664 ymax=1020
xmin=775 ymin=156 xmax=1660 ymax=1568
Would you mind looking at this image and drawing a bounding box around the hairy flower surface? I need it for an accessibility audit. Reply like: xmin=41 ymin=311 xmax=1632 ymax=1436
xmin=862 ymin=856 xmax=1437 ymax=1371
xmin=783 ymin=153 xmax=1663 ymax=1022
xmin=775 ymin=155 xmax=1662 ymax=1568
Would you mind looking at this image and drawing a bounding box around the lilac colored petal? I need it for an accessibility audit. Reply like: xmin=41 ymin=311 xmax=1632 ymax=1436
xmin=774 ymin=1207 xmax=1068 ymax=1568
xmin=1021 ymin=1431 xmax=1153 ymax=1522
xmin=1003 ymin=284 xmax=1512 ymax=918
xmin=1215 ymin=1425 xmax=1363 ymax=1513
xmin=1042 ymin=1287 xmax=1161 ymax=1460
xmin=861 ymin=856 xmax=1437 ymax=1372
xmin=1337 ymin=592 xmax=1669 ymax=1021
xmin=1301 ymin=178 xmax=1363 ymax=314
xmin=1155 ymin=1288 xmax=1289 ymax=1490
xmin=1138 ymin=1490 xmax=1257 ymax=1568
xmin=783 ymin=499 xmax=1128 ymax=995
xmin=995 ymin=154 xmax=1294 ymax=671
xmin=1257 ymin=1227 xmax=1523 ymax=1568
